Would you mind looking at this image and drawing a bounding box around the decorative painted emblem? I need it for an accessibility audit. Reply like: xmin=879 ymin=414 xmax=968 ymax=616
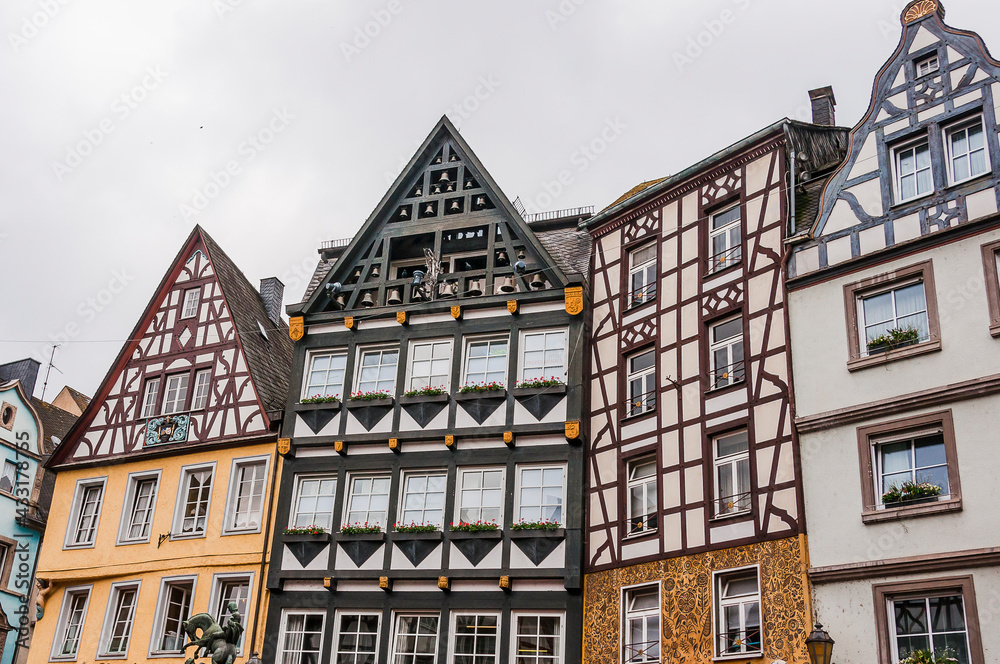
xmin=503 ymin=431 xmax=514 ymax=445
xmin=437 ymin=576 xmax=449 ymax=590
xmin=145 ymin=414 xmax=190 ymax=446
xmin=451 ymin=305 xmax=461 ymax=319
xmin=902 ymin=0 xmax=939 ymax=23
xmin=445 ymin=435 xmax=454 ymax=448
xmin=334 ymin=440 xmax=345 ymax=454
xmin=288 ymin=316 xmax=304 ymax=341
xmin=396 ymin=312 xmax=407 ymax=325
xmin=379 ymin=576 xmax=390 ymax=590
xmin=323 ymin=577 xmax=332 ymax=589
xmin=388 ymin=438 xmax=399 ymax=451
xmin=565 ymin=420 xmax=581 ymax=441
xmin=344 ymin=316 xmax=354 ymax=330
xmin=506 ymin=300 xmax=518 ymax=315
xmin=499 ymin=576 xmax=510 ymax=590
xmin=278 ymin=438 xmax=291 ymax=455
xmin=565 ymin=286 xmax=583 ymax=315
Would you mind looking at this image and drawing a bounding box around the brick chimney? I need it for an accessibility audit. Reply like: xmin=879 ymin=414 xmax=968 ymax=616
xmin=808 ymin=87 xmax=837 ymax=126
xmin=259 ymin=278 xmax=285 ymax=325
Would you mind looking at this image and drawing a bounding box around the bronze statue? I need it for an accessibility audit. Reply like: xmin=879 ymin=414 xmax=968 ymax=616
xmin=182 ymin=601 xmax=244 ymax=664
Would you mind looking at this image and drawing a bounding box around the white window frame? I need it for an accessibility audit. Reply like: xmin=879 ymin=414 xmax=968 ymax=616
xmin=625 ymin=349 xmax=656 ymax=417
xmin=355 ymin=346 xmax=400 ymax=395
xmin=171 ymin=462 xmax=216 ymax=540
xmin=510 ymin=612 xmax=565 ymax=664
xmin=343 ymin=473 xmax=392 ymax=529
xmin=627 ymin=243 xmax=657 ymax=308
xmin=50 ymin=585 xmax=92 ymax=661
xmin=208 ymin=572 xmax=253 ymax=656
xmin=709 ymin=204 xmax=742 ymax=273
xmin=713 ymin=565 xmax=762 ymax=659
xmin=518 ymin=328 xmax=569 ymax=383
xmin=713 ymin=430 xmax=752 ymax=518
xmin=390 ymin=612 xmax=441 ymax=664
xmin=190 ymin=369 xmax=212 ymax=410
xmin=456 ymin=467 xmax=505 ymax=526
xmin=333 ymin=610 xmax=381 ymax=664
xmin=406 ymin=338 xmax=454 ymax=392
xmin=625 ymin=457 xmax=657 ymax=536
xmin=871 ymin=427 xmax=950 ymax=508
xmin=98 ymin=580 xmax=141 ymax=659
xmin=116 ymin=470 xmax=161 ymax=545
xmin=223 ymin=455 xmax=270 ymax=535
xmin=857 ymin=279 xmax=930 ymax=355
xmin=708 ymin=316 xmax=745 ymax=390
xmin=141 ymin=377 xmax=161 ymax=419
xmin=398 ymin=470 xmax=448 ymax=528
xmin=462 ymin=336 xmax=510 ymax=387
xmin=148 ymin=575 xmax=197 ymax=657
xmin=301 ymin=349 xmax=349 ymax=401
xmin=887 ymin=592 xmax=971 ymax=663
xmin=64 ymin=477 xmax=107 ymax=550
xmin=448 ymin=611 xmax=501 ymax=664
xmin=915 ymin=53 xmax=940 ymax=77
xmin=945 ymin=115 xmax=990 ymax=185
xmin=290 ymin=474 xmax=338 ymax=531
xmin=161 ymin=372 xmax=190 ymax=415
xmin=276 ymin=609 xmax=327 ymax=664
xmin=181 ymin=288 xmax=201 ymax=319
xmin=892 ymin=137 xmax=934 ymax=203
xmin=621 ymin=583 xmax=661 ymax=664
xmin=0 ymin=459 xmax=17 ymax=495
xmin=514 ymin=465 xmax=567 ymax=526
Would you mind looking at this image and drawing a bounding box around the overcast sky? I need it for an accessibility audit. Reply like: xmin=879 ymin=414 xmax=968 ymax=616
xmin=1 ymin=0 xmax=995 ymax=401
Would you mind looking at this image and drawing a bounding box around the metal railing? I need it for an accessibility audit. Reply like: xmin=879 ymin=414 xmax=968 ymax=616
xmin=625 ymin=390 xmax=656 ymax=418
xmin=709 ymin=244 xmax=742 ymax=273
xmin=624 ymin=639 xmax=661 ymax=663
xmin=716 ymin=491 xmax=752 ymax=516
xmin=718 ymin=628 xmax=762 ymax=656
xmin=709 ymin=360 xmax=745 ymax=390
xmin=628 ymin=512 xmax=658 ymax=536
xmin=628 ymin=282 xmax=657 ymax=309
xmin=320 ymin=238 xmax=352 ymax=250
xmin=523 ymin=206 xmax=595 ymax=223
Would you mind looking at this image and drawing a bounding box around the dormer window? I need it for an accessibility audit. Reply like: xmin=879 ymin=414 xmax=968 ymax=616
xmin=893 ymin=139 xmax=933 ymax=203
xmin=181 ymin=288 xmax=201 ymax=319
xmin=915 ymin=53 xmax=939 ymax=77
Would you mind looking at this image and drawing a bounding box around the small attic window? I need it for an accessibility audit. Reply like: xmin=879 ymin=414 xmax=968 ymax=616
xmin=915 ymin=53 xmax=939 ymax=78
xmin=1 ymin=402 xmax=15 ymax=430
xmin=257 ymin=320 xmax=268 ymax=340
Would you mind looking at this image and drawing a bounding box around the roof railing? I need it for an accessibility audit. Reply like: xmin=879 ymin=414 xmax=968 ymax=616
xmin=523 ymin=206 xmax=595 ymax=223
xmin=320 ymin=238 xmax=352 ymax=250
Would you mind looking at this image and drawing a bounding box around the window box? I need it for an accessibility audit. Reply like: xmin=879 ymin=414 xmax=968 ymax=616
xmin=454 ymin=388 xmax=507 ymax=401
xmin=448 ymin=529 xmax=502 ymax=540
xmin=335 ymin=531 xmax=385 ymax=541
xmin=397 ymin=392 xmax=450 ymax=405
xmin=294 ymin=400 xmax=341 ymax=412
xmin=343 ymin=397 xmax=395 ymax=431
xmin=861 ymin=498 xmax=962 ymax=524
xmin=391 ymin=530 xmax=442 ymax=541
xmin=867 ymin=337 xmax=919 ymax=355
xmin=283 ymin=532 xmax=332 ymax=543
xmin=344 ymin=396 xmax=394 ymax=409
xmin=511 ymin=383 xmax=566 ymax=397
xmin=508 ymin=527 xmax=565 ymax=539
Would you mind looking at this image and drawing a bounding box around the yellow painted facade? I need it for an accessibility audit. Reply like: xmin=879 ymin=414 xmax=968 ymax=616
xmin=29 ymin=443 xmax=282 ymax=663
xmin=583 ymin=536 xmax=813 ymax=664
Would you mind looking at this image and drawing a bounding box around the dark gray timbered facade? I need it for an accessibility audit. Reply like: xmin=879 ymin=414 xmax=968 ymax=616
xmin=265 ymin=116 xmax=590 ymax=664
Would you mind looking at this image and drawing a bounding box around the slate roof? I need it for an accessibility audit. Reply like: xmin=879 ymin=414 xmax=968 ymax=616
xmin=30 ymin=397 xmax=80 ymax=519
xmin=604 ymin=177 xmax=669 ymax=211
xmin=0 ymin=359 xmax=40 ymax=397
xmin=64 ymin=387 xmax=91 ymax=413
xmin=200 ymin=229 xmax=294 ymax=414
xmin=302 ymin=256 xmax=335 ymax=302
xmin=536 ymin=227 xmax=592 ymax=280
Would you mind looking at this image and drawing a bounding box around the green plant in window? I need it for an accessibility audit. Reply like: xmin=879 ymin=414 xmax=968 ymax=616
xmin=867 ymin=327 xmax=921 ymax=352
xmin=897 ymin=648 xmax=958 ymax=664
xmin=881 ymin=480 xmax=942 ymax=505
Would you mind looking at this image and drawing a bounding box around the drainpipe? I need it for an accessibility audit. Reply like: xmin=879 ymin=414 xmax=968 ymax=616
xmin=789 ymin=147 xmax=797 ymax=237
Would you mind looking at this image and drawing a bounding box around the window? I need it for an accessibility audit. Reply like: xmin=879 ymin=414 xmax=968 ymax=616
xmin=715 ymin=568 xmax=761 ymax=657
xmin=0 ymin=541 xmax=9 ymax=587
xmin=152 ymin=578 xmax=194 ymax=653
xmin=291 ymin=476 xmax=337 ymax=530
xmin=946 ymin=117 xmax=989 ymax=184
xmin=859 ymin=281 xmax=930 ymax=354
xmin=874 ymin=431 xmax=950 ymax=506
xmin=0 ymin=460 xmax=16 ymax=494
xmin=464 ymin=338 xmax=508 ymax=386
xmin=916 ymin=53 xmax=940 ymax=77
xmin=520 ymin=330 xmax=567 ymax=382
xmin=51 ymin=587 xmax=91 ymax=660
xmin=191 ymin=369 xmax=212 ymax=410
xmin=399 ymin=472 xmax=447 ymax=527
xmin=714 ymin=431 xmax=751 ymax=517
xmin=407 ymin=339 xmax=453 ymax=391
xmin=708 ymin=317 xmax=744 ymax=389
xmin=457 ymin=468 xmax=504 ymax=524
xmin=141 ymin=378 xmax=160 ymax=418
xmin=512 ymin=614 xmax=562 ymax=664
xmin=516 ymin=466 xmax=564 ymax=525
xmin=709 ymin=205 xmax=742 ymax=272
xmin=625 ymin=350 xmax=655 ymax=417
xmin=357 ymin=348 xmax=399 ymax=394
xmin=894 ymin=139 xmax=933 ymax=202
xmin=623 ymin=586 xmax=660 ymax=663
xmin=874 ymin=577 xmax=985 ymax=664
xmin=278 ymin=611 xmax=325 ymax=664
xmin=212 ymin=575 xmax=250 ymax=653
xmin=303 ymin=352 xmax=347 ymax=400
xmin=452 ymin=613 xmax=499 ymax=664
xmin=982 ymin=240 xmax=1000 ymax=336
xmin=391 ymin=614 xmax=439 ymax=663
xmin=345 ymin=475 xmax=391 ymax=528
xmin=173 ymin=464 xmax=214 ymax=538
xmin=118 ymin=472 xmax=159 ymax=544
xmin=66 ymin=478 xmax=105 ymax=548
xmin=225 ymin=457 xmax=267 ymax=533
xmin=99 ymin=582 xmax=139 ymax=657
xmin=181 ymin=288 xmax=200 ymax=319
xmin=628 ymin=243 xmax=657 ymax=308
xmin=626 ymin=458 xmax=657 ymax=535
xmin=334 ymin=612 xmax=380 ymax=664
xmin=161 ymin=373 xmax=190 ymax=415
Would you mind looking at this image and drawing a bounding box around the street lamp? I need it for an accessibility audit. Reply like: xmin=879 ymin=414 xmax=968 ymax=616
xmin=805 ymin=623 xmax=835 ymax=664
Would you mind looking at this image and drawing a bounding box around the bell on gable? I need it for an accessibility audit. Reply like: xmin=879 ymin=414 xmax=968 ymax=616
xmin=529 ymin=273 xmax=546 ymax=290
xmin=449 ymin=200 xmax=461 ymax=212
xmin=432 ymin=184 xmax=442 ymax=195
xmin=370 ymin=265 xmax=380 ymax=279
xmin=464 ymin=178 xmax=475 ymax=189
xmin=360 ymin=292 xmax=375 ymax=307
xmin=398 ymin=207 xmax=409 ymax=219
xmin=424 ymin=203 xmax=436 ymax=216
xmin=475 ymin=196 xmax=486 ymax=207
xmin=414 ymin=185 xmax=423 ymax=196
xmin=334 ymin=293 xmax=346 ymax=309
xmin=439 ymin=171 xmax=451 ymax=183
xmin=466 ymin=279 xmax=483 ymax=297
xmin=445 ymin=182 xmax=456 ymax=192
xmin=411 ymin=287 xmax=424 ymax=302
xmin=496 ymin=251 xmax=508 ymax=266
xmin=497 ymin=276 xmax=516 ymax=294
xmin=348 ymin=267 xmax=362 ymax=284
xmin=449 ymin=153 xmax=459 ymax=162
xmin=438 ymin=281 xmax=457 ymax=299
xmin=387 ymin=288 xmax=402 ymax=305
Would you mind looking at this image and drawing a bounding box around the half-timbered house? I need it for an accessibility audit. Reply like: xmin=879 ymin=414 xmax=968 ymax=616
xmin=787 ymin=3 xmax=1000 ymax=662
xmin=581 ymin=113 xmax=848 ymax=662
xmin=265 ymin=115 xmax=590 ymax=664
xmin=29 ymin=227 xmax=292 ymax=663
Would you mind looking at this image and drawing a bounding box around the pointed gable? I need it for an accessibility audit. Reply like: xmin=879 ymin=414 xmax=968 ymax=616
xmin=50 ymin=227 xmax=291 ymax=466
xmin=295 ymin=115 xmax=574 ymax=316
xmin=791 ymin=0 xmax=1000 ymax=277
